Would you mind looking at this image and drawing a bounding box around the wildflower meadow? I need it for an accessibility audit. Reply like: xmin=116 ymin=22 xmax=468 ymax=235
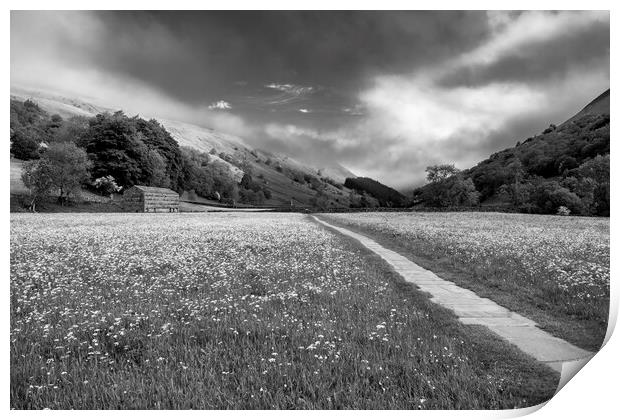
xmin=10 ymin=213 xmax=558 ymax=409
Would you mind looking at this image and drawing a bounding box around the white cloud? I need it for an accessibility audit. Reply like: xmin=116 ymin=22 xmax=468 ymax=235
xmin=208 ymin=100 xmax=232 ymax=110
xmin=264 ymin=123 xmax=357 ymax=150
xmin=298 ymin=108 xmax=310 ymax=113
xmin=361 ymin=78 xmax=543 ymax=143
xmin=342 ymin=105 xmax=364 ymax=116
xmin=264 ymin=83 xmax=316 ymax=106
xmin=265 ymin=83 xmax=315 ymax=95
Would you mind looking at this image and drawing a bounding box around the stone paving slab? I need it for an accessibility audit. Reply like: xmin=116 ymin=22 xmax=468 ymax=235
xmin=460 ymin=316 xmax=537 ymax=327
xmin=451 ymin=308 xmax=516 ymax=318
xmin=311 ymin=216 xmax=594 ymax=374
xmin=402 ymin=276 xmax=447 ymax=285
xmin=486 ymin=325 xmax=593 ymax=362
xmin=434 ymin=297 xmax=497 ymax=305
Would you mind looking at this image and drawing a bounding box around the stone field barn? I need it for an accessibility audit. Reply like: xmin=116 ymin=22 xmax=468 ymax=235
xmin=121 ymin=186 xmax=179 ymax=212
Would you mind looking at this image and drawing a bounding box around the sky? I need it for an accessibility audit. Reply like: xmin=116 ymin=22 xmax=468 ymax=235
xmin=10 ymin=10 xmax=610 ymax=189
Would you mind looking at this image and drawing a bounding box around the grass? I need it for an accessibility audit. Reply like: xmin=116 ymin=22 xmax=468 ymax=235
xmin=10 ymin=213 xmax=558 ymax=409
xmin=319 ymin=212 xmax=610 ymax=352
xmin=10 ymin=194 xmax=124 ymax=213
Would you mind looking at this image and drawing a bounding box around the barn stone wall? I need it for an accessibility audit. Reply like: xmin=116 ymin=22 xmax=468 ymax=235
xmin=121 ymin=188 xmax=145 ymax=212
xmin=143 ymin=192 xmax=179 ymax=212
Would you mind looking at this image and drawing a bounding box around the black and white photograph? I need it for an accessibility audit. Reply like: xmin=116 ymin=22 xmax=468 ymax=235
xmin=7 ymin=4 xmax=614 ymax=413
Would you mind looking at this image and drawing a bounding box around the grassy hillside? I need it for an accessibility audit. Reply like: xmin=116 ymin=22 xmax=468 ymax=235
xmin=10 ymin=87 xmax=360 ymax=208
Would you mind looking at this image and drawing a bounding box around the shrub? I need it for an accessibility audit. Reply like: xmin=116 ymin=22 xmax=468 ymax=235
xmin=557 ymin=206 xmax=571 ymax=216
xmin=93 ymin=175 xmax=122 ymax=196
xmin=239 ymin=188 xmax=266 ymax=205
xmin=532 ymin=181 xmax=584 ymax=214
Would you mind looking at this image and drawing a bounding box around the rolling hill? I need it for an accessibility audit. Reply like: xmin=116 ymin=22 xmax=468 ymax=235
xmin=10 ymin=86 xmax=361 ymax=208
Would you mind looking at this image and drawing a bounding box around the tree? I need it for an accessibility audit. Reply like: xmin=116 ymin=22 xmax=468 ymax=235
xmin=575 ymin=155 xmax=609 ymax=184
xmin=43 ymin=114 xmax=64 ymax=141
xmin=11 ymin=99 xmax=45 ymax=128
xmin=425 ymin=164 xmax=460 ymax=183
xmin=240 ymin=173 xmax=255 ymax=190
xmin=561 ymin=176 xmax=596 ymax=215
xmin=418 ymin=174 xmax=480 ymax=207
xmin=10 ymin=99 xmax=57 ymax=158
xmin=555 ymin=156 xmax=579 ymax=174
xmin=531 ymin=181 xmax=584 ymax=215
xmin=144 ymin=149 xmax=170 ymax=188
xmin=446 ymin=176 xmax=480 ymax=206
xmin=310 ymin=191 xmax=329 ymax=210
xmin=21 ymin=160 xmax=54 ymax=211
xmin=348 ymin=191 xmax=362 ymax=208
xmin=498 ymin=181 xmax=534 ymax=207
xmin=135 ymin=118 xmax=185 ymax=189
xmin=10 ymin=127 xmax=41 ymax=160
xmin=54 ymin=116 xmax=90 ymax=144
xmin=81 ymin=112 xmax=150 ymax=188
xmin=309 ymin=176 xmax=323 ymax=191
xmin=44 ymin=142 xmax=92 ymax=203
xmin=568 ymin=154 xmax=610 ymax=215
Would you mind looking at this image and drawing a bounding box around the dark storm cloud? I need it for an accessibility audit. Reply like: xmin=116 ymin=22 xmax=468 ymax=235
xmin=437 ymin=21 xmax=610 ymax=88
xmin=52 ymin=11 xmax=490 ymax=105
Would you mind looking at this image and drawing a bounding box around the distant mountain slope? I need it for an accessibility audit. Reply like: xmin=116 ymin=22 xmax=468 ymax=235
xmin=272 ymin=154 xmax=356 ymax=185
xmin=344 ymin=177 xmax=407 ymax=207
xmin=563 ymin=89 xmax=609 ymax=125
xmin=10 ymin=86 xmax=361 ymax=208
xmin=11 ymin=86 xmax=113 ymax=118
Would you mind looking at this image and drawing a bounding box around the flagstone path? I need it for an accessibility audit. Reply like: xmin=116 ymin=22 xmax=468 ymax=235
xmin=311 ymin=216 xmax=593 ymax=374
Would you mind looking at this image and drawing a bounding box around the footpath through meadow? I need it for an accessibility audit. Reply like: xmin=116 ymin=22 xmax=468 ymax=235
xmin=311 ymin=215 xmax=594 ymax=376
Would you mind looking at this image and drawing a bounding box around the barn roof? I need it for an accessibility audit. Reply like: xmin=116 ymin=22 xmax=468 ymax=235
xmin=130 ymin=185 xmax=179 ymax=195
